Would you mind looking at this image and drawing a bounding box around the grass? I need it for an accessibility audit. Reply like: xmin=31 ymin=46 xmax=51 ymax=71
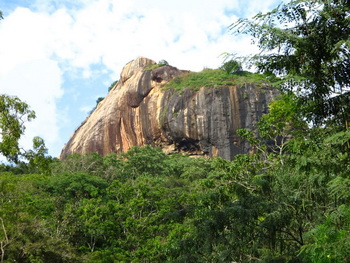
xmin=144 ymin=61 xmax=169 ymax=71
xmin=163 ymin=68 xmax=274 ymax=92
xmin=144 ymin=63 xmax=164 ymax=71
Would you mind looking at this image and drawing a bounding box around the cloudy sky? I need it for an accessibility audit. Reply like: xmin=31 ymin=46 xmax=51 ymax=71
xmin=0 ymin=0 xmax=283 ymax=158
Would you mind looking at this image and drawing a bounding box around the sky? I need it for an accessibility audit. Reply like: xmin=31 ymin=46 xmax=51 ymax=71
xmin=0 ymin=0 xmax=283 ymax=159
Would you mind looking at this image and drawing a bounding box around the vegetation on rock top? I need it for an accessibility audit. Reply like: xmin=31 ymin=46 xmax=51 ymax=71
xmin=163 ymin=68 xmax=274 ymax=92
xmin=144 ymin=59 xmax=169 ymax=71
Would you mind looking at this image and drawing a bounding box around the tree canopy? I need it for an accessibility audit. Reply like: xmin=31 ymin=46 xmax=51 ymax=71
xmin=230 ymin=0 xmax=350 ymax=124
xmin=0 ymin=95 xmax=36 ymax=162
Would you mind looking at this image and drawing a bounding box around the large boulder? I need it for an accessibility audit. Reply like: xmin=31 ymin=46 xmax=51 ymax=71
xmin=60 ymin=57 xmax=278 ymax=160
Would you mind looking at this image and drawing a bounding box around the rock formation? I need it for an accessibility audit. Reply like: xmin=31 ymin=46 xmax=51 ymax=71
xmin=60 ymin=57 xmax=279 ymax=160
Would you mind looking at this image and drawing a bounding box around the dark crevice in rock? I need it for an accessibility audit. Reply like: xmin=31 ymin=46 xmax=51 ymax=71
xmin=175 ymin=138 xmax=201 ymax=152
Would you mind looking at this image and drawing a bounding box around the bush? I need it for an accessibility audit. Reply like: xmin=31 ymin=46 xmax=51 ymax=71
xmin=220 ymin=60 xmax=242 ymax=74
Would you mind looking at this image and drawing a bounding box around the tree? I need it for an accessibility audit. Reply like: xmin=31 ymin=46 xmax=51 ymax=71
xmin=220 ymin=59 xmax=243 ymax=74
xmin=89 ymin=97 xmax=105 ymax=114
xmin=108 ymin=80 xmax=118 ymax=92
xmin=0 ymin=95 xmax=36 ymax=162
xmin=158 ymin=59 xmax=169 ymax=66
xmin=24 ymin=136 xmax=54 ymax=175
xmin=230 ymin=0 xmax=350 ymax=125
xmin=0 ymin=173 xmax=80 ymax=262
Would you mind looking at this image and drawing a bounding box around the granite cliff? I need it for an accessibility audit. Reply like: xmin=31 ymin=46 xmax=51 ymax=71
xmin=60 ymin=57 xmax=279 ymax=160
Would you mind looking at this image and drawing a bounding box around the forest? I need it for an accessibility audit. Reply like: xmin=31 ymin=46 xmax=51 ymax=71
xmin=1 ymin=0 xmax=350 ymax=262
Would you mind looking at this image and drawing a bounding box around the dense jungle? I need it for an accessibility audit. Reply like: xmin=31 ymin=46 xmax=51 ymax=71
xmin=1 ymin=0 xmax=349 ymax=262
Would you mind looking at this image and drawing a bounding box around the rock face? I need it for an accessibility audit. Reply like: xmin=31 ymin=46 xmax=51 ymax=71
xmin=60 ymin=57 xmax=279 ymax=160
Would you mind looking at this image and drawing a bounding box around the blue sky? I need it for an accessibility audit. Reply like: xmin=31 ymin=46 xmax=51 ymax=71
xmin=0 ymin=0 xmax=283 ymax=158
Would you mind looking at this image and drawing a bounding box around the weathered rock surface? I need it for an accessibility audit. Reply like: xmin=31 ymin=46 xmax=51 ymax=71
xmin=60 ymin=57 xmax=279 ymax=160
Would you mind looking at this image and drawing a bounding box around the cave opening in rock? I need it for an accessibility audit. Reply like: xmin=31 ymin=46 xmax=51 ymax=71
xmin=175 ymin=138 xmax=201 ymax=152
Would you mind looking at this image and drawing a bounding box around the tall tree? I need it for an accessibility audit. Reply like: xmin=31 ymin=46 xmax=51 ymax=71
xmin=230 ymin=0 xmax=350 ymax=125
xmin=0 ymin=95 xmax=36 ymax=162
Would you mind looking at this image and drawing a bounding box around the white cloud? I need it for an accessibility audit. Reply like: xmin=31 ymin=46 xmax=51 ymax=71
xmin=0 ymin=8 xmax=64 ymax=157
xmin=0 ymin=58 xmax=63 ymax=150
xmin=79 ymin=105 xmax=94 ymax=114
xmin=0 ymin=0 xmax=282 ymax=158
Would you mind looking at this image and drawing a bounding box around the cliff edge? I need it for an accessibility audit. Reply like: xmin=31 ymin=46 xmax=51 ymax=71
xmin=60 ymin=57 xmax=279 ymax=160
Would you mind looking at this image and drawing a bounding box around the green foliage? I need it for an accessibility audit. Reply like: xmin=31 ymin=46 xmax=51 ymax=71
xmin=220 ymin=59 xmax=242 ymax=74
xmin=300 ymin=205 xmax=350 ymax=262
xmin=0 ymin=162 xmax=31 ymax=174
xmin=158 ymin=59 xmax=169 ymax=66
xmin=120 ymin=145 xmax=169 ymax=178
xmin=0 ymin=173 xmax=79 ymax=262
xmin=0 ymin=95 xmax=36 ymax=162
xmin=43 ymin=172 xmax=108 ymax=200
xmin=164 ymin=68 xmax=270 ymax=92
xmin=24 ymin=136 xmax=54 ymax=175
xmin=108 ymin=80 xmax=118 ymax=92
xmin=144 ymin=60 xmax=169 ymax=71
xmin=41 ymin=148 xmax=210 ymax=261
xmin=1 ymin=2 xmax=350 ymax=262
xmin=50 ymin=153 xmax=119 ymax=182
xmin=144 ymin=63 xmax=162 ymax=71
xmin=230 ymin=0 xmax=350 ymax=124
xmin=96 ymin=97 xmax=104 ymax=105
xmin=1 ymin=128 xmax=350 ymax=262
